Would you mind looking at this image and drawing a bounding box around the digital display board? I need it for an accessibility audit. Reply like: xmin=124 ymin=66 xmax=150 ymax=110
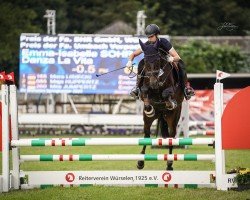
xmin=19 ymin=34 xmax=148 ymax=94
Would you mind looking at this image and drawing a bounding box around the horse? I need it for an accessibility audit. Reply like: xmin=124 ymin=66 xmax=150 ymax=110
xmin=136 ymin=39 xmax=185 ymax=170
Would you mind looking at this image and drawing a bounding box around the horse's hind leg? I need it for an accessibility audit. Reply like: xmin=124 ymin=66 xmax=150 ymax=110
xmin=137 ymin=146 xmax=147 ymax=169
xmin=137 ymin=114 xmax=156 ymax=170
xmin=166 ymin=121 xmax=175 ymax=170
xmin=137 ymin=123 xmax=151 ymax=169
xmin=167 ymin=146 xmax=174 ymax=170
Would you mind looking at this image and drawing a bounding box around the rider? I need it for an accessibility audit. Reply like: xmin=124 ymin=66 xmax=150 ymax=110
xmin=126 ymin=24 xmax=195 ymax=100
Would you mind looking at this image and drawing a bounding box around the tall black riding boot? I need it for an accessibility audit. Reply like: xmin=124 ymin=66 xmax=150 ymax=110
xmin=130 ymin=76 xmax=141 ymax=99
xmin=178 ymin=60 xmax=195 ymax=100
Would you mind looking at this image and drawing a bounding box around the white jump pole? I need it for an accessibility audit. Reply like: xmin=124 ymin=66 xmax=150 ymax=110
xmin=10 ymin=85 xmax=20 ymax=189
xmin=214 ymin=82 xmax=226 ymax=190
xmin=1 ymin=85 xmax=10 ymax=192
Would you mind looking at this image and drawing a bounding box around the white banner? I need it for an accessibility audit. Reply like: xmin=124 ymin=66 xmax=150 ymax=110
xmin=25 ymin=170 xmax=215 ymax=185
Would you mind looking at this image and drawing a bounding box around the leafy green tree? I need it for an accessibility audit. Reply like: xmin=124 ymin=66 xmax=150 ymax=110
xmin=175 ymin=40 xmax=249 ymax=73
xmin=0 ymin=2 xmax=41 ymax=74
xmin=65 ymin=0 xmax=142 ymax=33
xmin=144 ymin=0 xmax=250 ymax=36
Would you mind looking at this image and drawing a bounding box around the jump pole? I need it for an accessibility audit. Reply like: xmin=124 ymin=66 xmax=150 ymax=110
xmin=20 ymin=154 xmax=215 ymax=162
xmin=12 ymin=138 xmax=215 ymax=147
xmin=188 ymin=130 xmax=215 ymax=136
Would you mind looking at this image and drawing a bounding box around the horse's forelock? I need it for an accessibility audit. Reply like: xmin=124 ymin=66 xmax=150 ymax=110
xmin=144 ymin=44 xmax=158 ymax=55
xmin=144 ymin=44 xmax=160 ymax=63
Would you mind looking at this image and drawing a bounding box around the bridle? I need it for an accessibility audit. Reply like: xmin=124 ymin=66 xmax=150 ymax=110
xmin=139 ymin=52 xmax=174 ymax=88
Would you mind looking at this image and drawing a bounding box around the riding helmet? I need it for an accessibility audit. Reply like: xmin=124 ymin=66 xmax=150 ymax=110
xmin=145 ymin=24 xmax=160 ymax=37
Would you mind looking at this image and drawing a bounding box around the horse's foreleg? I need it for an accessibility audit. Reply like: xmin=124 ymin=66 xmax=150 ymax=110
xmin=137 ymin=115 xmax=156 ymax=170
xmin=137 ymin=129 xmax=150 ymax=170
xmin=167 ymin=125 xmax=174 ymax=170
xmin=165 ymin=117 xmax=178 ymax=171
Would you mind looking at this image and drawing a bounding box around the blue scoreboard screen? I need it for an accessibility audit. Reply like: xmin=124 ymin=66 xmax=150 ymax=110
xmin=19 ymin=34 xmax=148 ymax=94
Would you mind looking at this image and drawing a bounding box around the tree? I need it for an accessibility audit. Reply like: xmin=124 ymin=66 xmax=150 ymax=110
xmin=175 ymin=40 xmax=249 ymax=73
xmin=143 ymin=0 xmax=250 ymax=36
xmin=65 ymin=0 xmax=142 ymax=34
xmin=0 ymin=2 xmax=41 ymax=74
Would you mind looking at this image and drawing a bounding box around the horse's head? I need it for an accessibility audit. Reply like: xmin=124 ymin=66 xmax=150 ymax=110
xmin=139 ymin=39 xmax=170 ymax=90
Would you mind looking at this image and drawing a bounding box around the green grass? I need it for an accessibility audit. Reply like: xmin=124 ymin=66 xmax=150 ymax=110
xmin=1 ymin=187 xmax=250 ymax=200
xmin=0 ymin=135 xmax=250 ymax=199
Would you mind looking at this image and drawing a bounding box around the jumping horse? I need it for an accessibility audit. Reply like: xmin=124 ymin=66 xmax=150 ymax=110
xmin=137 ymin=39 xmax=185 ymax=170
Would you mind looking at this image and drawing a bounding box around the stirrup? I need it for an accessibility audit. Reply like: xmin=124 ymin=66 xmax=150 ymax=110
xmin=184 ymin=88 xmax=195 ymax=100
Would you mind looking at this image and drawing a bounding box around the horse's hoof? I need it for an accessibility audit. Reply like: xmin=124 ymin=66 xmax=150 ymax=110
xmin=137 ymin=161 xmax=144 ymax=170
xmin=167 ymin=166 xmax=173 ymax=171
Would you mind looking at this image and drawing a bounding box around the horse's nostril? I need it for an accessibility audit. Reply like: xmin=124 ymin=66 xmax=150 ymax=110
xmin=150 ymin=77 xmax=157 ymax=84
xmin=151 ymin=83 xmax=158 ymax=89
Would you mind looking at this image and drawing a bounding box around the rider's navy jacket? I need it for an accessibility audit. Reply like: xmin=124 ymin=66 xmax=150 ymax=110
xmin=145 ymin=38 xmax=173 ymax=53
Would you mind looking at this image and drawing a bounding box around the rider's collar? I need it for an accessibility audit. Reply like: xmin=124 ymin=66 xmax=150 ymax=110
xmin=148 ymin=38 xmax=160 ymax=44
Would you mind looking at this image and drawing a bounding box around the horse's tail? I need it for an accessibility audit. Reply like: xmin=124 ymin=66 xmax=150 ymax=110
xmin=156 ymin=114 xmax=168 ymax=138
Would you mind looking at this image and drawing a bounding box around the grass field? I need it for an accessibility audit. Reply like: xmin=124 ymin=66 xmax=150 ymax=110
xmin=0 ymin=135 xmax=249 ymax=200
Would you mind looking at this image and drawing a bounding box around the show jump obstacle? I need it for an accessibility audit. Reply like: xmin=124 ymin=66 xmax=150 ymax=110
xmin=0 ymin=71 xmax=249 ymax=192
xmin=177 ymin=100 xmax=215 ymax=138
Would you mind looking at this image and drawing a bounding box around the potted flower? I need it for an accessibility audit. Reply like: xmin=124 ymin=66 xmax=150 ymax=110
xmin=235 ymin=168 xmax=250 ymax=191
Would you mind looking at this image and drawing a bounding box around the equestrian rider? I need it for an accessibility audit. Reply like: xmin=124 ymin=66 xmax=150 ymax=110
xmin=126 ymin=24 xmax=195 ymax=100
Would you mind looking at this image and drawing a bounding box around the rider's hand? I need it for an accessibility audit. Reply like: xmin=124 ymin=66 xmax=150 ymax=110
xmin=126 ymin=60 xmax=133 ymax=68
xmin=167 ymin=55 xmax=174 ymax=62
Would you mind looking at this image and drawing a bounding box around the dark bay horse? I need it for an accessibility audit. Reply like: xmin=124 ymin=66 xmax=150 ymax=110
xmin=137 ymin=39 xmax=185 ymax=170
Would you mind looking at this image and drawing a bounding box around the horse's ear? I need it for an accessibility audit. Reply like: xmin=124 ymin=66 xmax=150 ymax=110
xmin=139 ymin=39 xmax=146 ymax=51
xmin=153 ymin=39 xmax=159 ymax=49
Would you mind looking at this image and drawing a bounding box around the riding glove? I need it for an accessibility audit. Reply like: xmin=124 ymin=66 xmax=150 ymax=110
xmin=167 ymin=55 xmax=174 ymax=62
xmin=126 ymin=60 xmax=133 ymax=68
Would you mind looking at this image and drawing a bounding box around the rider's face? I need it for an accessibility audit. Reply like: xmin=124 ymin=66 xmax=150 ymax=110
xmin=148 ymin=35 xmax=157 ymax=43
